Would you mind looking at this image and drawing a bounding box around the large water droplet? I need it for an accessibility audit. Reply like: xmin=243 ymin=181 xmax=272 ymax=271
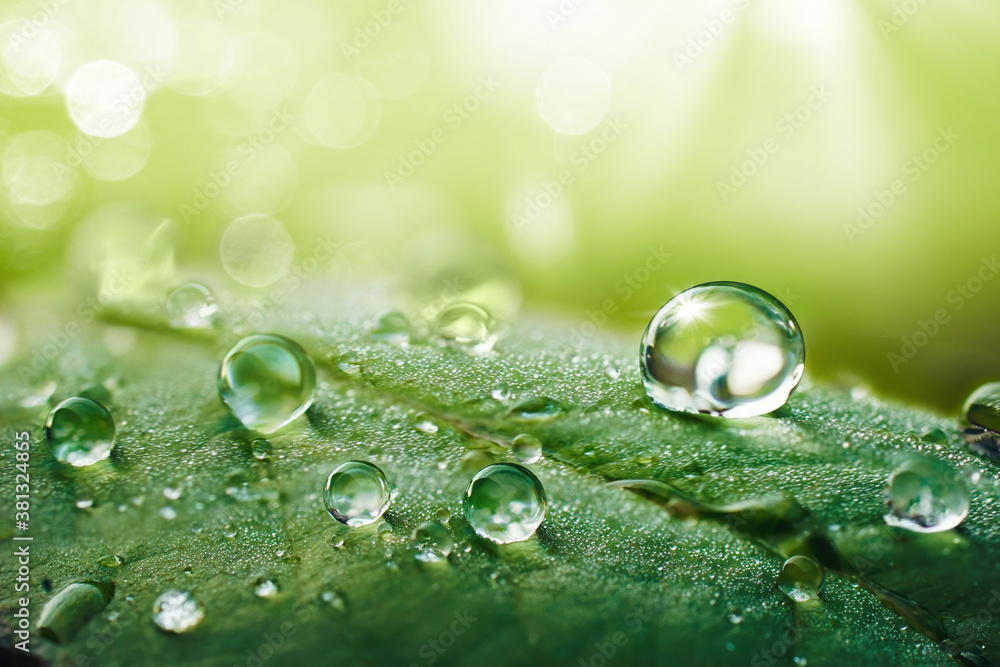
xmin=218 ymin=334 xmax=316 ymax=434
xmin=166 ymin=283 xmax=218 ymax=329
xmin=44 ymin=397 xmax=115 ymax=466
xmin=777 ymin=555 xmax=824 ymax=602
xmin=324 ymin=461 xmax=391 ymax=527
xmin=640 ymin=282 xmax=804 ymax=418
xmin=434 ymin=302 xmax=496 ymax=353
xmin=884 ymin=459 xmax=969 ymax=533
xmin=463 ymin=463 xmax=546 ymax=544
xmin=370 ymin=312 xmax=411 ymax=345
xmin=152 ymin=590 xmax=205 ymax=634
xmin=511 ymin=434 xmax=542 ymax=464
xmin=412 ymin=520 xmax=453 ymax=563
xmin=38 ymin=582 xmax=112 ymax=643
xmin=963 ymin=382 xmax=1000 ymax=433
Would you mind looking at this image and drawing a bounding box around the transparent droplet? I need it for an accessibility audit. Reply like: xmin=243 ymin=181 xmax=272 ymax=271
xmin=640 ymin=282 xmax=804 ymax=418
xmin=436 ymin=507 xmax=451 ymax=523
xmin=218 ymin=334 xmax=316 ymax=434
xmin=884 ymin=459 xmax=969 ymax=533
xmin=152 ymin=590 xmax=205 ymax=634
xmin=251 ymin=438 xmax=272 ymax=460
xmin=963 ymin=382 xmax=1000 ymax=433
xmin=220 ymin=215 xmax=294 ymax=288
xmin=324 ymin=461 xmax=391 ymax=527
xmin=167 ymin=283 xmax=218 ymax=329
xmin=511 ymin=434 xmax=542 ymax=464
xmin=535 ymin=58 xmax=612 ymax=135
xmin=97 ymin=554 xmax=124 ymax=568
xmin=222 ymin=523 xmax=237 ymax=538
xmin=38 ymin=582 xmax=111 ymax=643
xmin=509 ymin=396 xmax=562 ymax=422
xmin=491 ymin=381 xmax=512 ymax=402
xmin=434 ymin=302 xmax=496 ymax=353
xmin=254 ymin=579 xmax=278 ymax=598
xmin=777 ymin=555 xmax=824 ymax=603
xmin=44 ymin=397 xmax=115 ymax=466
xmin=66 ymin=60 xmax=145 ymax=138
xmin=463 ymin=463 xmax=546 ymax=544
xmin=412 ymin=520 xmax=453 ymax=563
xmin=413 ymin=412 xmax=439 ymax=434
xmin=370 ymin=312 xmax=411 ymax=344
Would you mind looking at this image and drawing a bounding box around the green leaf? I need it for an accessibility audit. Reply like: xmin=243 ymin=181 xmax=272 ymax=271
xmin=1 ymin=287 xmax=999 ymax=667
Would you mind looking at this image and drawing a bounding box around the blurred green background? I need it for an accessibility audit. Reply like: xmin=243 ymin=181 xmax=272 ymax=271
xmin=1 ymin=0 xmax=998 ymax=411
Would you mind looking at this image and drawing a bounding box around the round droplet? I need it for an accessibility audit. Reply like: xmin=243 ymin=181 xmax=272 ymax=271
xmin=166 ymin=283 xmax=218 ymax=329
xmin=640 ymin=282 xmax=804 ymax=418
xmin=490 ymin=381 xmax=512 ymax=402
xmin=98 ymin=554 xmax=124 ymax=568
xmin=884 ymin=459 xmax=969 ymax=533
xmin=434 ymin=302 xmax=495 ymax=353
xmin=412 ymin=520 xmax=453 ymax=563
xmin=218 ymin=334 xmax=316 ymax=434
xmin=222 ymin=523 xmax=237 ymax=538
xmin=220 ymin=215 xmax=294 ymax=288
xmin=463 ymin=463 xmax=546 ymax=544
xmin=324 ymin=461 xmax=391 ymax=527
xmin=370 ymin=312 xmax=411 ymax=344
xmin=963 ymin=382 xmax=1000 ymax=433
xmin=435 ymin=507 xmax=451 ymax=523
xmin=777 ymin=555 xmax=824 ymax=602
xmin=66 ymin=60 xmax=145 ymax=138
xmin=536 ymin=58 xmax=612 ymax=135
xmin=511 ymin=434 xmax=542 ymax=464
xmin=38 ymin=582 xmax=111 ymax=644
xmin=152 ymin=590 xmax=204 ymax=634
xmin=254 ymin=579 xmax=278 ymax=598
xmin=251 ymin=438 xmax=272 ymax=460
xmin=44 ymin=397 xmax=115 ymax=466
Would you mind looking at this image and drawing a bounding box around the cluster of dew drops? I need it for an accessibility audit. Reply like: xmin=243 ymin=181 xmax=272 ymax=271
xmin=38 ymin=281 xmax=993 ymax=635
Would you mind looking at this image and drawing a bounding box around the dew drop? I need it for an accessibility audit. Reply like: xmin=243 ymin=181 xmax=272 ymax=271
xmin=254 ymin=579 xmax=279 ymax=598
xmin=222 ymin=523 xmax=237 ymax=538
xmin=777 ymin=555 xmax=824 ymax=602
xmin=370 ymin=311 xmax=411 ymax=344
xmin=44 ymin=397 xmax=115 ymax=466
xmin=38 ymin=582 xmax=111 ymax=643
xmin=640 ymin=282 xmax=804 ymax=418
xmin=412 ymin=520 xmax=453 ymax=563
xmin=490 ymin=381 xmax=512 ymax=402
xmin=511 ymin=434 xmax=542 ymax=464
xmin=509 ymin=396 xmax=562 ymax=422
xmin=324 ymin=461 xmax=391 ymax=527
xmin=320 ymin=586 xmax=348 ymax=612
xmin=152 ymin=590 xmax=205 ymax=634
xmin=434 ymin=301 xmax=496 ymax=353
xmin=436 ymin=507 xmax=451 ymax=523
xmin=884 ymin=459 xmax=969 ymax=533
xmin=97 ymin=554 xmax=124 ymax=568
xmin=963 ymin=382 xmax=1000 ymax=433
xmin=218 ymin=334 xmax=316 ymax=434
xmin=463 ymin=463 xmax=547 ymax=544
xmin=166 ymin=283 xmax=218 ymax=329
xmin=251 ymin=438 xmax=272 ymax=460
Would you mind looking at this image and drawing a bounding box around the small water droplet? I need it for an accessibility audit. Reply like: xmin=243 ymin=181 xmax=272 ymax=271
xmin=436 ymin=507 xmax=451 ymax=523
xmin=884 ymin=459 xmax=969 ymax=533
xmin=152 ymin=590 xmax=205 ymax=634
xmin=463 ymin=463 xmax=547 ymax=544
xmin=222 ymin=523 xmax=237 ymax=538
xmin=412 ymin=520 xmax=453 ymax=563
xmin=76 ymin=499 xmax=94 ymax=509
xmin=413 ymin=412 xmax=439 ymax=434
xmin=433 ymin=301 xmax=496 ymax=353
xmin=324 ymin=461 xmax=391 ymax=527
xmin=511 ymin=434 xmax=542 ymax=464
xmin=963 ymin=382 xmax=1000 ymax=432
xmin=251 ymin=438 xmax=272 ymax=460
xmin=491 ymin=381 xmax=512 ymax=402
xmin=166 ymin=283 xmax=218 ymax=329
xmin=159 ymin=507 xmax=177 ymax=520
xmin=640 ymin=282 xmax=804 ymax=417
xmin=604 ymin=366 xmax=621 ymax=380
xmin=777 ymin=555 xmax=824 ymax=602
xmin=163 ymin=487 xmax=182 ymax=500
xmin=254 ymin=579 xmax=279 ymax=598
xmin=45 ymin=397 xmax=116 ymax=466
xmin=98 ymin=554 xmax=124 ymax=568
xmin=319 ymin=586 xmax=348 ymax=611
xmin=728 ymin=613 xmax=743 ymax=624
xmin=509 ymin=396 xmax=562 ymax=422
xmin=218 ymin=334 xmax=316 ymax=434
xmin=333 ymin=350 xmax=363 ymax=375
xmin=38 ymin=582 xmax=112 ymax=643
xmin=370 ymin=312 xmax=411 ymax=344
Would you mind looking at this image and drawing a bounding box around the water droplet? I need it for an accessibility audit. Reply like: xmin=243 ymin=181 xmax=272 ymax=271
xmin=413 ymin=413 xmax=439 ymax=434
xmin=777 ymin=555 xmax=824 ymax=602
xmin=251 ymin=438 xmax=272 ymax=460
xmin=152 ymin=590 xmax=205 ymax=634
xmin=166 ymin=283 xmax=218 ymax=329
xmin=490 ymin=381 xmax=512 ymax=402
xmin=436 ymin=507 xmax=451 ymax=523
xmin=511 ymin=434 xmax=542 ymax=464
xmin=254 ymin=579 xmax=279 ymax=598
xmin=963 ymin=382 xmax=1000 ymax=433
xmin=509 ymin=396 xmax=563 ymax=422
xmin=44 ymin=397 xmax=115 ymax=466
xmin=38 ymin=582 xmax=112 ymax=643
xmin=728 ymin=613 xmax=743 ymax=624
xmin=218 ymin=334 xmax=316 ymax=434
xmin=463 ymin=463 xmax=547 ymax=544
xmin=412 ymin=520 xmax=453 ymax=563
xmin=319 ymin=586 xmax=348 ymax=612
xmin=76 ymin=499 xmax=94 ymax=509
xmin=159 ymin=507 xmax=177 ymax=520
xmin=98 ymin=554 xmax=124 ymax=568
xmin=640 ymin=282 xmax=804 ymax=418
xmin=370 ymin=312 xmax=411 ymax=344
xmin=324 ymin=461 xmax=391 ymax=527
xmin=163 ymin=487 xmax=182 ymax=500
xmin=333 ymin=350 xmax=363 ymax=376
xmin=222 ymin=523 xmax=237 ymax=538
xmin=884 ymin=459 xmax=969 ymax=533
xmin=434 ymin=301 xmax=496 ymax=353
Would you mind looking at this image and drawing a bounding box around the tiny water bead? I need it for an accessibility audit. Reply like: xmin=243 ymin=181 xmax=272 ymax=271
xmin=166 ymin=283 xmax=218 ymax=329
xmin=251 ymin=438 xmax=272 ymax=460
xmin=152 ymin=590 xmax=205 ymax=634
xmin=324 ymin=461 xmax=391 ymax=527
xmin=434 ymin=301 xmax=496 ymax=353
xmin=640 ymin=282 xmax=804 ymax=418
xmin=218 ymin=334 xmax=316 ymax=434
xmin=463 ymin=463 xmax=547 ymax=544
xmin=511 ymin=434 xmax=543 ymax=464
xmin=884 ymin=459 xmax=969 ymax=533
xmin=777 ymin=555 xmax=824 ymax=603
xmin=412 ymin=521 xmax=453 ymax=563
xmin=44 ymin=397 xmax=116 ymax=466
xmin=963 ymin=382 xmax=1000 ymax=433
